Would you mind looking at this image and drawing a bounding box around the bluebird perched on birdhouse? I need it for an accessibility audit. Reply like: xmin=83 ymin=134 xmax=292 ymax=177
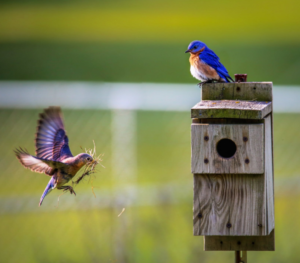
xmin=185 ymin=40 xmax=233 ymax=84
xmin=15 ymin=107 xmax=94 ymax=206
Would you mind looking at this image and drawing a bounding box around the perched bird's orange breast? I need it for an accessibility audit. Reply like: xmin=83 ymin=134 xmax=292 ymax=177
xmin=189 ymin=51 xmax=201 ymax=67
xmin=189 ymin=51 xmax=220 ymax=81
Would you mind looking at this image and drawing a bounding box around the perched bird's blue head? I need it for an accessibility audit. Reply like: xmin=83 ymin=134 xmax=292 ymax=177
xmin=185 ymin=40 xmax=207 ymax=54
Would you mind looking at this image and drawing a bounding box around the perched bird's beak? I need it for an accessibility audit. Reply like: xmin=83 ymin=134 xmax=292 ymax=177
xmin=185 ymin=49 xmax=191 ymax=53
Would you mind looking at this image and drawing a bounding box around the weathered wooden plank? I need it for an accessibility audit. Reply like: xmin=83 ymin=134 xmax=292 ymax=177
xmin=202 ymin=82 xmax=273 ymax=101
xmin=193 ymin=174 xmax=265 ymax=236
xmin=265 ymin=115 xmax=275 ymax=234
xmin=204 ymin=230 xmax=275 ymax=251
xmin=191 ymin=123 xmax=264 ymax=174
xmin=191 ymin=100 xmax=272 ymax=119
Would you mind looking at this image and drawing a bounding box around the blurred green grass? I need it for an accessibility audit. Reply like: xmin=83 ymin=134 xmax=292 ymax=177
xmin=1 ymin=109 xmax=300 ymax=263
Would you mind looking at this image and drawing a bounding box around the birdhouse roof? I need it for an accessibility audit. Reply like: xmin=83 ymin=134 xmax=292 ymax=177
xmin=191 ymin=100 xmax=272 ymax=119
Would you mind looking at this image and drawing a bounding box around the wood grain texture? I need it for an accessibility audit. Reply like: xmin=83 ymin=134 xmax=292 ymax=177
xmin=191 ymin=100 xmax=272 ymax=119
xmin=191 ymin=123 xmax=264 ymax=174
xmin=193 ymin=174 xmax=265 ymax=236
xmin=202 ymin=82 xmax=273 ymax=101
xmin=265 ymin=115 xmax=275 ymax=233
xmin=204 ymin=230 xmax=275 ymax=251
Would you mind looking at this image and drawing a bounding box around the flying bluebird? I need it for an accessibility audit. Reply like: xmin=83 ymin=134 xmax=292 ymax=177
xmin=15 ymin=107 xmax=93 ymax=206
xmin=185 ymin=40 xmax=233 ymax=84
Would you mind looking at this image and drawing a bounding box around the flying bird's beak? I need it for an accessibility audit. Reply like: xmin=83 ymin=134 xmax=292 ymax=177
xmin=185 ymin=49 xmax=191 ymax=53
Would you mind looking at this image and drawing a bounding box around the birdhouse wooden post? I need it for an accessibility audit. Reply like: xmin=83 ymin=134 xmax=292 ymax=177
xmin=191 ymin=82 xmax=275 ymax=256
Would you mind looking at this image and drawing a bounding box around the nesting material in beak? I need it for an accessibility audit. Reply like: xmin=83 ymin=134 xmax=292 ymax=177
xmin=74 ymin=141 xmax=103 ymax=185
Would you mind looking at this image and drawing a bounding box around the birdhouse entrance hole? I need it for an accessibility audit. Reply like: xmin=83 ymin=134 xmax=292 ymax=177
xmin=216 ymin=138 xmax=237 ymax=158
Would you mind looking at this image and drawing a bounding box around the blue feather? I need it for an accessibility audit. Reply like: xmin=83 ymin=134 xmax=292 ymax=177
xmin=200 ymin=47 xmax=232 ymax=82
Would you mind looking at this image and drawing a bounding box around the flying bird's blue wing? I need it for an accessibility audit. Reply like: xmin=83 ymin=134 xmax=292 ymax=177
xmin=35 ymin=107 xmax=73 ymax=161
xmin=200 ymin=48 xmax=233 ymax=82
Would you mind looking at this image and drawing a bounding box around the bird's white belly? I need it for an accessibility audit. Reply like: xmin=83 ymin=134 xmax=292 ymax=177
xmin=190 ymin=65 xmax=208 ymax=81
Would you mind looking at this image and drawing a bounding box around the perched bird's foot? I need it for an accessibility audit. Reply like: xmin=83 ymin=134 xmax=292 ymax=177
xmin=61 ymin=186 xmax=76 ymax=196
xmin=198 ymin=80 xmax=213 ymax=87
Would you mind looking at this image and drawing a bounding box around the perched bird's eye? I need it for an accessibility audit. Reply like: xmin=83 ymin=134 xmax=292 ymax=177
xmin=87 ymin=157 xmax=91 ymax=161
xmin=194 ymin=46 xmax=198 ymax=49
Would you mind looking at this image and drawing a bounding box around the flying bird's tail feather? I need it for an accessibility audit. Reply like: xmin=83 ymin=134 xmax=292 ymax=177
xmin=218 ymin=72 xmax=232 ymax=83
xmin=39 ymin=177 xmax=56 ymax=206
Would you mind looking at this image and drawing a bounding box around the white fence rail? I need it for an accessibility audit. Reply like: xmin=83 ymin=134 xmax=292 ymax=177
xmin=0 ymin=81 xmax=300 ymax=112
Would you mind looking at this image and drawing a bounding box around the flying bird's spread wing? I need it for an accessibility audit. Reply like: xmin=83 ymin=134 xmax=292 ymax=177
xmin=35 ymin=107 xmax=73 ymax=161
xmin=15 ymin=148 xmax=69 ymax=176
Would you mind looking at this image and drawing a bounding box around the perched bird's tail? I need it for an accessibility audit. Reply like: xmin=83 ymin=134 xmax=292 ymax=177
xmin=219 ymin=72 xmax=234 ymax=83
xmin=226 ymin=75 xmax=234 ymax=82
xmin=216 ymin=63 xmax=234 ymax=83
xmin=39 ymin=177 xmax=56 ymax=206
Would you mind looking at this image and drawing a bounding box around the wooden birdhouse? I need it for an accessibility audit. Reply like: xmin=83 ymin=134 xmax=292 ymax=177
xmin=191 ymin=82 xmax=274 ymax=251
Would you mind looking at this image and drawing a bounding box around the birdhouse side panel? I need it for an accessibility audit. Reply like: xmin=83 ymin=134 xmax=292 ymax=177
xmin=264 ymin=115 xmax=275 ymax=234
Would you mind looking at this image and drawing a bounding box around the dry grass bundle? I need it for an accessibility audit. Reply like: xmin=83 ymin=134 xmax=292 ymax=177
xmin=73 ymin=141 xmax=103 ymax=185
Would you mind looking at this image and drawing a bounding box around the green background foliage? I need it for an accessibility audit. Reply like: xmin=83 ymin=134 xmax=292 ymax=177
xmin=0 ymin=0 xmax=300 ymax=84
